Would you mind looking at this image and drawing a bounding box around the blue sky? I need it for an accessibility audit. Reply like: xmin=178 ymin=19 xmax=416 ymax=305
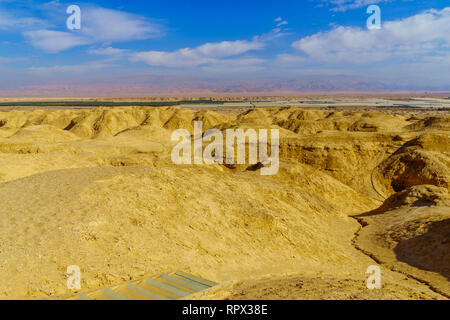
xmin=0 ymin=0 xmax=449 ymax=95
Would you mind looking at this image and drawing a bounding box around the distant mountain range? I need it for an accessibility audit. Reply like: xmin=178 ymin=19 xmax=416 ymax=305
xmin=0 ymin=75 xmax=448 ymax=97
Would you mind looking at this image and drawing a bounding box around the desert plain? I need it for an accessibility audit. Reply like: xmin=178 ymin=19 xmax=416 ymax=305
xmin=0 ymin=99 xmax=448 ymax=300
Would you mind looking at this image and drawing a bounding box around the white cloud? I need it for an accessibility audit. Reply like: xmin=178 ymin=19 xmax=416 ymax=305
xmin=23 ymin=30 xmax=90 ymax=53
xmin=23 ymin=6 xmax=164 ymax=53
xmin=275 ymin=54 xmax=308 ymax=65
xmin=87 ymin=46 xmax=128 ymax=56
xmin=315 ymin=0 xmax=389 ymax=12
xmin=0 ymin=9 xmax=46 ymax=30
xmin=82 ymin=7 xmax=164 ymax=42
xmin=131 ymin=40 xmax=264 ymax=67
xmin=292 ymin=7 xmax=450 ymax=63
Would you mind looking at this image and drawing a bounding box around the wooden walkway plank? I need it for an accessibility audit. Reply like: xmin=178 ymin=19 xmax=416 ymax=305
xmin=126 ymin=283 xmax=173 ymax=300
xmin=159 ymin=273 xmax=209 ymax=292
xmin=145 ymin=278 xmax=191 ymax=298
xmin=62 ymin=271 xmax=219 ymax=300
xmin=175 ymin=271 xmax=218 ymax=287
xmin=102 ymin=288 xmax=133 ymax=300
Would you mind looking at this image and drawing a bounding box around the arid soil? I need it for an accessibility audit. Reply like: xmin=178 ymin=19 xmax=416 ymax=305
xmin=0 ymin=106 xmax=448 ymax=299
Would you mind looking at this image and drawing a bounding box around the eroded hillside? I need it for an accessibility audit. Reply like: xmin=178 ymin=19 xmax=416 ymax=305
xmin=0 ymin=106 xmax=448 ymax=299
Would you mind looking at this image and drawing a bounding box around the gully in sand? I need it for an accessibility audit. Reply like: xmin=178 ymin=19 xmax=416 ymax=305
xmin=171 ymin=121 xmax=280 ymax=176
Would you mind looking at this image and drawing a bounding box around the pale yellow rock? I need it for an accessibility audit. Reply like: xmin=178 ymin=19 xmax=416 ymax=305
xmin=0 ymin=106 xmax=447 ymax=300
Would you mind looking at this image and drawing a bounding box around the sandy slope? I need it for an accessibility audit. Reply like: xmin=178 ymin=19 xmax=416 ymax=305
xmin=0 ymin=106 xmax=448 ymax=299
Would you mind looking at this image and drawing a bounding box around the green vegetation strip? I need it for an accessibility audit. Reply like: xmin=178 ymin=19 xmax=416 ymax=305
xmin=0 ymin=100 xmax=240 ymax=107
